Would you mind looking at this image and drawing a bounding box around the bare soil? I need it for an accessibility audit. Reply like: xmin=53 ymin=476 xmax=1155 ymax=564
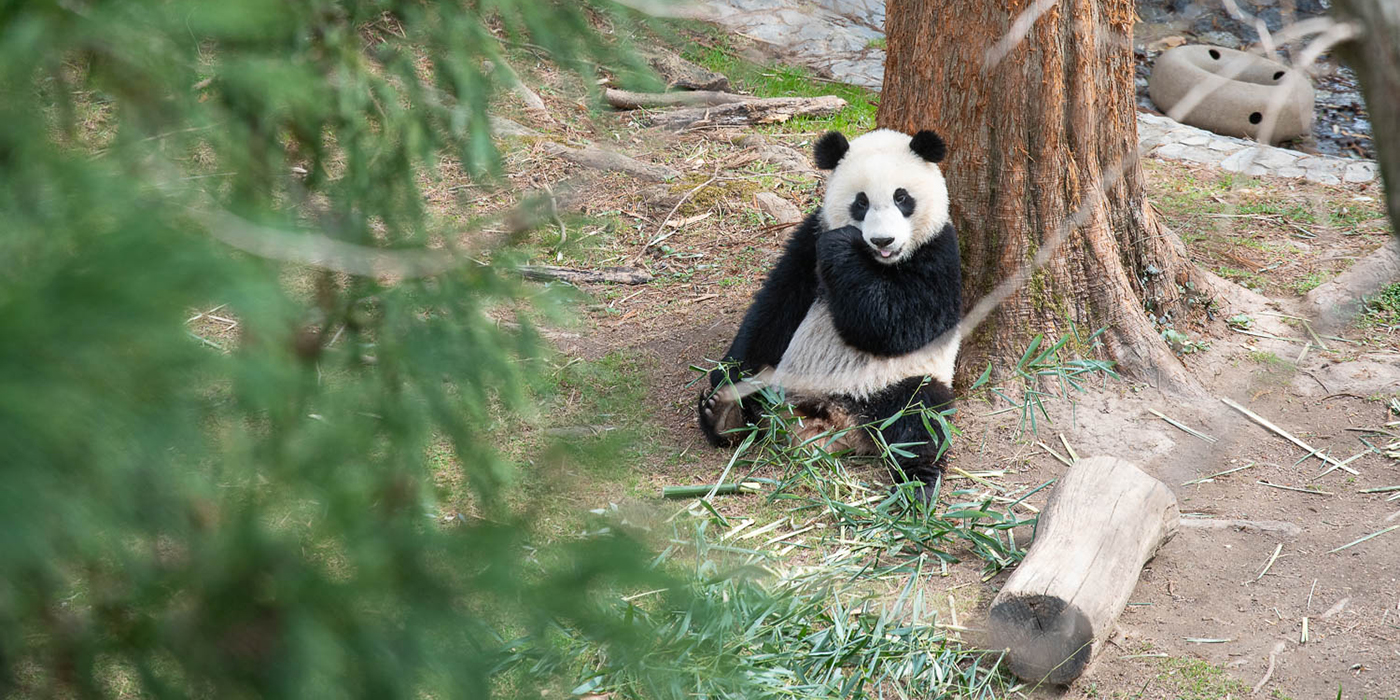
xmin=459 ymin=34 xmax=1400 ymax=699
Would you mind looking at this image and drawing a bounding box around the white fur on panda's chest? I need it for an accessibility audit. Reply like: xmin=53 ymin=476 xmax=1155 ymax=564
xmin=771 ymin=301 xmax=959 ymax=399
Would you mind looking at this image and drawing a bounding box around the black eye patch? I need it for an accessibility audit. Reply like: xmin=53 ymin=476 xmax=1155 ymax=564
xmin=893 ymin=188 xmax=916 ymax=217
xmin=849 ymin=191 xmax=869 ymax=221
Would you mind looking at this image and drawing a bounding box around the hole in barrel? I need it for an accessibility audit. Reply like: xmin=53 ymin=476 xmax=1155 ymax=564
xmin=1249 ymin=112 xmax=1263 ymax=125
xmin=1209 ymin=49 xmax=1221 ymax=60
xmin=1274 ymin=71 xmax=1285 ymax=80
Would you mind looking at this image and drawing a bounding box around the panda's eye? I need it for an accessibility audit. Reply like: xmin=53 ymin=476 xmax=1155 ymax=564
xmin=849 ymin=192 xmax=869 ymax=221
xmin=893 ymin=188 xmax=916 ymax=217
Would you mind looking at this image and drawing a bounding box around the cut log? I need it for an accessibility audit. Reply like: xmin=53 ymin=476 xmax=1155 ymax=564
xmin=604 ymin=88 xmax=755 ymax=110
xmin=519 ymin=265 xmax=653 ymax=285
xmin=987 ymin=456 xmax=1179 ymax=685
xmin=650 ymin=96 xmax=847 ymax=130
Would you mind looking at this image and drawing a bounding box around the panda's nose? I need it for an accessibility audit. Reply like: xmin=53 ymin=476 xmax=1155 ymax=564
xmin=870 ymin=236 xmax=895 ymax=248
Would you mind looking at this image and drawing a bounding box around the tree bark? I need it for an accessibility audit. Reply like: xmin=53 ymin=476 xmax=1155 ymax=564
xmin=1334 ymin=0 xmax=1400 ymax=239
xmin=879 ymin=0 xmax=1211 ymax=390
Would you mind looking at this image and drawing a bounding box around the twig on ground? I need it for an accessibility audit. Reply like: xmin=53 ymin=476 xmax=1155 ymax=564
xmin=1182 ymin=462 xmax=1258 ymax=486
xmin=1251 ymin=641 xmax=1286 ymax=695
xmin=1149 ymin=408 xmax=1218 ymax=443
xmin=1222 ymin=397 xmax=1346 ymax=470
xmin=519 ymin=265 xmax=653 ymax=286
xmin=1255 ymin=543 xmax=1284 ymax=581
xmin=1258 ymin=480 xmax=1333 ymax=495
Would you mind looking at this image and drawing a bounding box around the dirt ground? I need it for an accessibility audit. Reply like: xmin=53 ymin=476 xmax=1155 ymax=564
xmin=441 ymin=29 xmax=1400 ymax=699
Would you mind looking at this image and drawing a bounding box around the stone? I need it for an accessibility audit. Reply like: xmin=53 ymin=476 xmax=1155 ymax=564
xmin=1196 ymin=31 xmax=1243 ymax=50
xmin=1276 ymin=166 xmax=1306 ymax=178
xmin=1181 ymin=134 xmax=1210 ymax=146
xmin=1305 ymin=170 xmax=1342 ymax=185
xmin=1220 ymin=148 xmax=1260 ymax=172
xmin=754 ymin=192 xmax=803 ymax=224
xmin=1344 ymin=162 xmax=1378 ymax=183
xmin=1155 ymin=142 xmax=1188 ymax=159
xmin=1253 ymin=148 xmax=1298 ymax=169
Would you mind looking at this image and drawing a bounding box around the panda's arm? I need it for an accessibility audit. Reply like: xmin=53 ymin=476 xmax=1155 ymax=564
xmin=817 ymin=223 xmax=962 ymax=357
xmin=711 ymin=213 xmax=823 ymax=387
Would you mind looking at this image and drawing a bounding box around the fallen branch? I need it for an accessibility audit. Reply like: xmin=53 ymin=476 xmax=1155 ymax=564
xmin=1178 ymin=518 xmax=1302 ymax=537
xmin=604 ymin=88 xmax=756 ymax=109
xmin=650 ymin=95 xmax=848 ymax=130
xmin=488 ymin=115 xmax=680 ymax=182
xmin=519 ymin=265 xmax=653 ymax=286
xmin=542 ymin=142 xmax=680 ymax=182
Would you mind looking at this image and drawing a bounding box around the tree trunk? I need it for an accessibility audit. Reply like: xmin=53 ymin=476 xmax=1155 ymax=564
xmin=878 ymin=0 xmax=1210 ymax=391
xmin=1334 ymin=0 xmax=1400 ymax=238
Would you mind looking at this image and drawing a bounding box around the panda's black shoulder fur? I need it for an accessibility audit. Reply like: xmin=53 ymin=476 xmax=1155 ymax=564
xmin=709 ymin=212 xmax=825 ymax=388
xmin=816 ymin=222 xmax=962 ymax=357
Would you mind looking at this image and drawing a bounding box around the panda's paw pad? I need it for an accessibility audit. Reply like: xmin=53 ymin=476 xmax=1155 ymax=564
xmin=703 ymin=394 xmax=744 ymax=434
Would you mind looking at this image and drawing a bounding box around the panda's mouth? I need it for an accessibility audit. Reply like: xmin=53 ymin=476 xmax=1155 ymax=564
xmin=870 ymin=243 xmax=902 ymax=261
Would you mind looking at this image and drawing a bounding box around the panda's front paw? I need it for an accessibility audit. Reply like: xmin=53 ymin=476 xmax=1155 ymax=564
xmin=817 ymin=225 xmax=863 ymax=261
xmin=698 ymin=390 xmax=746 ymax=446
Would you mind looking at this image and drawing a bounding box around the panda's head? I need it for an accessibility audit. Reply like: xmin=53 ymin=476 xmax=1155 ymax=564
xmin=815 ymin=128 xmax=951 ymax=265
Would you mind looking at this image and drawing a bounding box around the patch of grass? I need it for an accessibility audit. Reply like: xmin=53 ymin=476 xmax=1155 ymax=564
xmin=1155 ymin=657 xmax=1251 ymax=700
xmin=681 ymin=39 xmax=878 ymax=134
xmin=865 ymin=37 xmax=887 ymax=50
xmin=430 ymin=350 xmax=663 ymax=528
xmin=1292 ymin=270 xmax=1329 ymax=295
xmin=1248 ymin=350 xmax=1290 ymax=367
xmin=1358 ymin=281 xmax=1400 ymax=332
xmin=1213 ymin=265 xmax=1265 ymax=291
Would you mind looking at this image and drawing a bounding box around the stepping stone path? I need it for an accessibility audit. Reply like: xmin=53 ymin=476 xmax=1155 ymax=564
xmin=703 ymin=0 xmax=1378 ymax=184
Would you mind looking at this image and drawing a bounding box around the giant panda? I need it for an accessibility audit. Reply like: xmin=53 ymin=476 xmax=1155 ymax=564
xmin=697 ymin=128 xmax=962 ymax=500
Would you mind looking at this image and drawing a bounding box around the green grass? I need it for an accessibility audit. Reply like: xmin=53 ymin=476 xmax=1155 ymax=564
xmin=1248 ymin=350 xmax=1290 ymax=367
xmin=1293 ymin=270 xmax=1329 ymax=295
xmin=864 ymin=37 xmax=887 ymax=50
xmin=429 ymin=350 xmax=664 ymax=528
xmin=1156 ymin=657 xmax=1251 ymax=700
xmin=681 ymin=37 xmax=878 ymax=134
xmin=1213 ymin=265 xmax=1265 ymax=291
xmin=1358 ymin=281 xmax=1400 ymax=332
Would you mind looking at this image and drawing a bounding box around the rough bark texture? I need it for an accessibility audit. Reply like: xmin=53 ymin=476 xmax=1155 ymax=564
xmin=1334 ymin=0 xmax=1400 ymax=239
xmin=879 ymin=0 xmax=1209 ymax=390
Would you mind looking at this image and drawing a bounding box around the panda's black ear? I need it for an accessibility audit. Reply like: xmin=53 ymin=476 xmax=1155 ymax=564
xmin=910 ymin=130 xmax=946 ymax=163
xmin=813 ymin=131 xmax=849 ymax=170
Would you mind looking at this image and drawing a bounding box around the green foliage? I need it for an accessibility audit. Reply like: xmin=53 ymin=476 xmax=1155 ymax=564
xmin=681 ymin=35 xmax=879 ymax=134
xmin=1155 ymin=657 xmax=1251 ymax=700
xmin=1358 ymin=281 xmax=1400 ymax=332
xmin=534 ymin=371 xmax=1028 ymax=698
xmin=0 ymin=1 xmax=693 ymax=697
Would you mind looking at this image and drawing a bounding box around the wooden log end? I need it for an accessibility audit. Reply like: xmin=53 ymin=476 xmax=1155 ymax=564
xmin=988 ymin=593 xmax=1094 ymax=686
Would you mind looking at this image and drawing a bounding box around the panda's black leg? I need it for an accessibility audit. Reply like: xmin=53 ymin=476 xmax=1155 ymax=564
xmin=863 ymin=377 xmax=956 ymax=504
